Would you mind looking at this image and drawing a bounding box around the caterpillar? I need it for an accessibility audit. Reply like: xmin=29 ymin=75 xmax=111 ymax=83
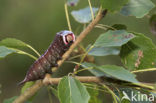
xmin=19 ymin=30 xmax=75 ymax=85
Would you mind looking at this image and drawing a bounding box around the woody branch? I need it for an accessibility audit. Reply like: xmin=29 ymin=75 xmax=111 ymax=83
xmin=43 ymin=76 xmax=102 ymax=85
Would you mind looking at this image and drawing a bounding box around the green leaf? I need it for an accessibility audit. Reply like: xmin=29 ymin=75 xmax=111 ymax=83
xmin=0 ymin=38 xmax=28 ymax=48
xmin=3 ymin=96 xmax=18 ymax=103
xmin=94 ymin=30 xmax=135 ymax=47
xmin=100 ymin=0 xmax=129 ymax=12
xmin=82 ymin=62 xmax=139 ymax=83
xmin=58 ymin=76 xmax=90 ymax=103
xmin=120 ymin=0 xmax=155 ymax=18
xmin=82 ymin=62 xmax=106 ymax=77
xmin=0 ymin=38 xmax=38 ymax=60
xmin=0 ymin=38 xmax=40 ymax=57
xmin=81 ymin=62 xmax=105 ymax=77
xmin=0 ymin=46 xmax=16 ymax=58
xmin=88 ymin=46 xmax=120 ymax=56
xmin=67 ymin=0 xmax=79 ymax=6
xmin=98 ymin=65 xmax=138 ymax=83
xmin=89 ymin=30 xmax=135 ymax=56
xmin=0 ymin=46 xmax=37 ymax=60
xmin=149 ymin=14 xmax=156 ymax=35
xmin=120 ymin=32 xmax=156 ymax=70
xmin=71 ymin=7 xmax=98 ymax=23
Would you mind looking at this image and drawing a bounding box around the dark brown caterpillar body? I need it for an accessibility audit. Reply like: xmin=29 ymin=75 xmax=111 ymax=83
xmin=19 ymin=30 xmax=75 ymax=85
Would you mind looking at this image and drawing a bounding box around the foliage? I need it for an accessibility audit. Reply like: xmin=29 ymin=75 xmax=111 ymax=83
xmin=120 ymin=0 xmax=155 ymax=18
xmin=120 ymin=32 xmax=156 ymax=70
xmin=100 ymin=0 xmax=129 ymax=12
xmin=88 ymin=30 xmax=135 ymax=56
xmin=58 ymin=76 xmax=90 ymax=103
xmin=82 ymin=62 xmax=138 ymax=83
xmin=0 ymin=46 xmax=16 ymax=58
xmin=1 ymin=0 xmax=156 ymax=103
xmin=71 ymin=6 xmax=98 ymax=23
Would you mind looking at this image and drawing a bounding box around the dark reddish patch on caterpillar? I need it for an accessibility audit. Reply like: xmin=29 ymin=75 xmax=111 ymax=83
xmin=19 ymin=30 xmax=75 ymax=85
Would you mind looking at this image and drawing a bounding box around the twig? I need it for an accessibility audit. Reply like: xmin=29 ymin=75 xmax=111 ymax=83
xmin=13 ymin=9 xmax=107 ymax=103
xmin=42 ymin=76 xmax=156 ymax=91
xmin=43 ymin=76 xmax=101 ymax=85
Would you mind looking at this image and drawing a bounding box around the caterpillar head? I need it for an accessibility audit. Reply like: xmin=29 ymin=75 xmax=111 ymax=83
xmin=59 ymin=30 xmax=75 ymax=45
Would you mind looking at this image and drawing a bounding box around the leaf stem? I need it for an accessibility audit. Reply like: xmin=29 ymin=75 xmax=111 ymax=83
xmin=95 ymin=25 xmax=107 ymax=30
xmin=64 ymin=3 xmax=72 ymax=31
xmin=73 ymin=45 xmax=94 ymax=74
xmin=84 ymin=83 xmax=109 ymax=93
xmin=74 ymin=67 xmax=93 ymax=74
xmin=132 ymin=68 xmax=156 ymax=73
xmin=80 ymin=45 xmax=94 ymax=64
xmin=65 ymin=61 xmax=82 ymax=65
xmin=47 ymin=87 xmax=53 ymax=103
xmin=88 ymin=0 xmax=94 ymax=20
xmin=102 ymin=84 xmax=120 ymax=103
xmin=9 ymin=48 xmax=37 ymax=60
xmin=26 ymin=44 xmax=41 ymax=57
xmin=97 ymin=24 xmax=116 ymax=30
xmin=68 ymin=54 xmax=85 ymax=60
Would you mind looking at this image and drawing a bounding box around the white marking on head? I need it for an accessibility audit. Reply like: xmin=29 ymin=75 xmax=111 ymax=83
xmin=58 ymin=30 xmax=75 ymax=45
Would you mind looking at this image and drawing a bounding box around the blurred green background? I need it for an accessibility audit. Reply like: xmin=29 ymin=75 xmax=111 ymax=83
xmin=0 ymin=0 xmax=156 ymax=103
